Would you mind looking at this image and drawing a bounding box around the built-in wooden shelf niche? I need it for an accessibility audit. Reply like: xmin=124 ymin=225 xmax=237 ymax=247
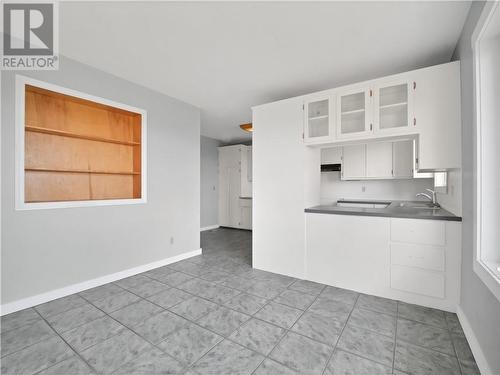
xmin=24 ymin=85 xmax=143 ymax=203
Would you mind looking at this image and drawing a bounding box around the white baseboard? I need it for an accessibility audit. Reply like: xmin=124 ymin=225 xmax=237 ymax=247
xmin=0 ymin=248 xmax=202 ymax=316
xmin=201 ymin=225 xmax=219 ymax=232
xmin=456 ymin=306 xmax=494 ymax=375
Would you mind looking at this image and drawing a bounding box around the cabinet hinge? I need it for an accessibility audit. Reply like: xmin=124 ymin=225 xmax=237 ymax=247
xmin=370 ymin=123 xmax=373 ymax=131
xmin=413 ymin=81 xmax=416 ymax=90
xmin=302 ymin=104 xmax=305 ymax=110
xmin=369 ymin=89 xmax=373 ymax=97
xmin=413 ymin=118 xmax=417 ymax=126
xmin=392 ymin=169 xmax=394 ymax=176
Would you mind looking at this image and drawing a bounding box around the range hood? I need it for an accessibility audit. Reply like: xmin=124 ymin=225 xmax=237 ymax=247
xmin=321 ymin=163 xmax=341 ymax=172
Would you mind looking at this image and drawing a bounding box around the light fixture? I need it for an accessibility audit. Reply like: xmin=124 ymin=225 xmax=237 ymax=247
xmin=239 ymin=123 xmax=253 ymax=132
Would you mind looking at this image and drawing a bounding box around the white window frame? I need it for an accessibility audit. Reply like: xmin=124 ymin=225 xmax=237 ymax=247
xmin=15 ymin=75 xmax=148 ymax=210
xmin=471 ymin=1 xmax=500 ymax=301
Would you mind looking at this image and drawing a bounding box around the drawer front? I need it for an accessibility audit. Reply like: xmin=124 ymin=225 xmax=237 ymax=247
xmin=391 ymin=243 xmax=445 ymax=271
xmin=391 ymin=219 xmax=445 ymax=246
xmin=390 ymin=265 xmax=445 ymax=298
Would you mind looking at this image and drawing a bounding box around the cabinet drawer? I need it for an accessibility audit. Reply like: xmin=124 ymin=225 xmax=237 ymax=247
xmin=391 ymin=219 xmax=445 ymax=246
xmin=391 ymin=265 xmax=445 ymax=298
xmin=391 ymin=243 xmax=444 ymax=271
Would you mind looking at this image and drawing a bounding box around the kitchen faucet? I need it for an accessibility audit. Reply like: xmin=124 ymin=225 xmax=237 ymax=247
xmin=416 ymin=189 xmax=440 ymax=207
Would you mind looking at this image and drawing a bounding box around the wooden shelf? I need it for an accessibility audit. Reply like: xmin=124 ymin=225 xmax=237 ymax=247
xmin=25 ymin=126 xmax=140 ymax=146
xmin=24 ymin=84 xmax=142 ymax=203
xmin=25 ymin=167 xmax=140 ymax=175
xmin=341 ymin=108 xmax=365 ymax=115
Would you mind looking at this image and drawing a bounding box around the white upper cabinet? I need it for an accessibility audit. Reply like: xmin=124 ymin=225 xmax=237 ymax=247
xmin=412 ymin=62 xmax=461 ymax=170
xmin=336 ymin=87 xmax=372 ymax=139
xmin=321 ymin=147 xmax=342 ymax=164
xmin=342 ymin=144 xmax=366 ymax=180
xmin=393 ymin=140 xmax=414 ymax=178
xmin=373 ymin=79 xmax=415 ymax=135
xmin=300 ymin=62 xmax=461 ymax=171
xmin=342 ymin=140 xmax=414 ymax=180
xmin=366 ymin=142 xmax=393 ymax=178
xmin=304 ymin=95 xmax=334 ymax=143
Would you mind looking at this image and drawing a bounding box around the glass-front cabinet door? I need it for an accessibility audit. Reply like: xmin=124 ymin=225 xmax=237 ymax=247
xmin=336 ymin=87 xmax=372 ymax=139
xmin=304 ymin=96 xmax=333 ymax=143
xmin=374 ymin=80 xmax=414 ymax=134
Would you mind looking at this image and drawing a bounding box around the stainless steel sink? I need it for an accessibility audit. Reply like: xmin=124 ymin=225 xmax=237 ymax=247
xmin=397 ymin=202 xmax=441 ymax=210
xmin=336 ymin=201 xmax=391 ymax=209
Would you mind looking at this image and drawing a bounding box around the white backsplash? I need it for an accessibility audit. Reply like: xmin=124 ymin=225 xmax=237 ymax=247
xmin=320 ymin=171 xmax=434 ymax=204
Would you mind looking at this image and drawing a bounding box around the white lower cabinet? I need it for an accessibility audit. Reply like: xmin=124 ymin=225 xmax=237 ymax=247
xmin=390 ymin=243 xmax=445 ymax=272
xmin=390 ymin=218 xmax=445 ymax=245
xmin=306 ymin=214 xmax=390 ymax=294
xmin=306 ymin=214 xmax=461 ymax=311
xmin=239 ymin=198 xmax=252 ymax=230
xmin=390 ymin=266 xmax=445 ymax=299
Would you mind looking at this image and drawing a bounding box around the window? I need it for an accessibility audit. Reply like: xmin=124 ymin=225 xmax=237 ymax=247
xmin=16 ymin=76 xmax=147 ymax=209
xmin=472 ymin=2 xmax=500 ymax=301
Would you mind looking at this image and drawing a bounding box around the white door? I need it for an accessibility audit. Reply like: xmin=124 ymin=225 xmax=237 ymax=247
xmin=342 ymin=144 xmax=366 ymax=180
xmin=304 ymin=96 xmax=334 ymax=143
xmin=373 ymin=79 xmax=414 ymax=135
xmin=228 ymin=166 xmax=241 ymax=227
xmin=218 ymin=165 xmax=230 ymax=226
xmin=336 ymin=87 xmax=372 ymax=139
xmin=240 ymin=146 xmax=252 ymax=198
xmin=218 ymin=146 xmax=243 ymax=228
xmin=393 ymin=140 xmax=414 ymax=178
xmin=366 ymin=142 xmax=393 ymax=178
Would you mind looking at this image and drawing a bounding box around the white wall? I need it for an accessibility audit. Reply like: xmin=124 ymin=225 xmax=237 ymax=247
xmin=453 ymin=2 xmax=500 ymax=374
xmin=253 ymin=97 xmax=320 ymax=279
xmin=1 ymin=56 xmax=200 ymax=306
xmin=320 ymin=172 xmax=433 ymax=204
xmin=200 ymin=136 xmax=221 ymax=229
xmin=434 ymin=169 xmax=462 ymax=216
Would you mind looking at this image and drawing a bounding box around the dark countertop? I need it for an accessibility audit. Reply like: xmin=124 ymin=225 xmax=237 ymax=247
xmin=305 ymin=199 xmax=462 ymax=222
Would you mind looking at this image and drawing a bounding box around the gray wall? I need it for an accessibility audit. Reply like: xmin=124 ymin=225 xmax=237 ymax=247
xmin=200 ymin=136 xmax=221 ymax=228
xmin=1 ymin=56 xmax=200 ymax=305
xmin=454 ymin=2 xmax=500 ymax=373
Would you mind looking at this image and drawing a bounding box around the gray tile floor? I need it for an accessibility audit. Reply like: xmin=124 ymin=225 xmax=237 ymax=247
xmin=1 ymin=228 xmax=480 ymax=375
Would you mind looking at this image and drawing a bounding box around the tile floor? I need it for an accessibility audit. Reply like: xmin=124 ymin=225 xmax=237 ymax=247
xmin=1 ymin=228 xmax=479 ymax=375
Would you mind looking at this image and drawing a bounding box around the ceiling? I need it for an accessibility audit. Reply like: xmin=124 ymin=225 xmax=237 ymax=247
xmin=59 ymin=1 xmax=471 ymax=143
